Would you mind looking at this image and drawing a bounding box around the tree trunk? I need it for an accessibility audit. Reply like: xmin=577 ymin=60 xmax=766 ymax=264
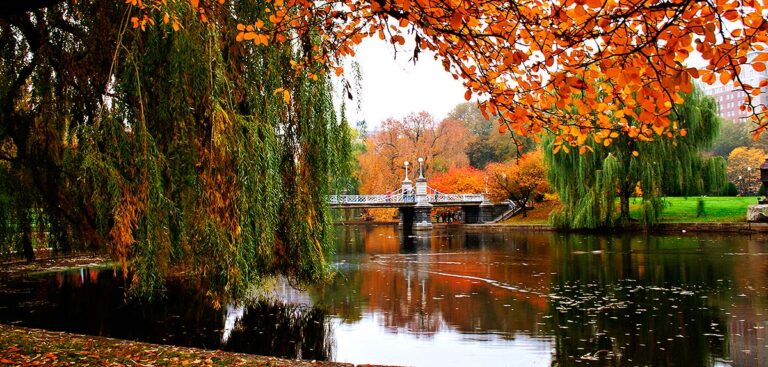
xmin=19 ymin=210 xmax=34 ymax=261
xmin=619 ymin=194 xmax=630 ymax=226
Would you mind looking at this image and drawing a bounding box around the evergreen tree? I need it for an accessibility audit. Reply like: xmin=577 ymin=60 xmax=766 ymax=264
xmin=545 ymin=86 xmax=726 ymax=229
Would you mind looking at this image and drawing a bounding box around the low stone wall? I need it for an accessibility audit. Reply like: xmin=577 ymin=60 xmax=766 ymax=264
xmin=649 ymin=222 xmax=768 ymax=233
xmin=461 ymin=222 xmax=768 ymax=233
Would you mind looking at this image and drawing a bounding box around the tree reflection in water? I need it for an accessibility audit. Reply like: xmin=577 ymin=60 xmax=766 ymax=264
xmin=0 ymin=270 xmax=334 ymax=361
xmin=2 ymin=225 xmax=768 ymax=367
xmin=324 ymin=225 xmax=768 ymax=366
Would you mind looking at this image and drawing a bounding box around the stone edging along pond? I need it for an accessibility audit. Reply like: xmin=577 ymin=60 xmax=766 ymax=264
xmin=460 ymin=222 xmax=768 ymax=233
xmin=0 ymin=324 xmax=397 ymax=367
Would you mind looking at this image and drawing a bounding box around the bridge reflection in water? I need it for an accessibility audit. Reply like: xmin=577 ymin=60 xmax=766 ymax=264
xmin=310 ymin=225 xmax=767 ymax=367
xmin=1 ymin=225 xmax=767 ymax=366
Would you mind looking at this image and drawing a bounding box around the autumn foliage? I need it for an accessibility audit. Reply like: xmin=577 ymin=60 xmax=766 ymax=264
xmin=727 ymin=147 xmax=766 ymax=194
xmin=486 ymin=151 xmax=548 ymax=217
xmin=429 ymin=167 xmax=486 ymax=194
xmin=128 ymin=0 xmax=768 ymax=146
xmin=356 ymin=112 xmax=471 ymax=196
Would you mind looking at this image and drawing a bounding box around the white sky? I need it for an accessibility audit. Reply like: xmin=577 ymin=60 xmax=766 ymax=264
xmin=343 ymin=38 xmax=468 ymax=131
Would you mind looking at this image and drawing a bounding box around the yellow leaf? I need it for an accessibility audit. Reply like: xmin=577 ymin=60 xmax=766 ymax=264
xmin=632 ymin=150 xmax=639 ymax=157
xmin=283 ymin=90 xmax=291 ymax=103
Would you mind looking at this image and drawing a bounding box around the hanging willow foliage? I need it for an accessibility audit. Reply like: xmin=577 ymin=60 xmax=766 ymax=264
xmin=0 ymin=1 xmax=352 ymax=304
xmin=545 ymin=86 xmax=726 ymax=230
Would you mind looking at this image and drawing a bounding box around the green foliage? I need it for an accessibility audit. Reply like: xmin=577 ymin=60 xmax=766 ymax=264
xmin=545 ymin=86 xmax=726 ymax=229
xmin=710 ymin=118 xmax=768 ymax=157
xmin=723 ymin=182 xmax=738 ymax=196
xmin=0 ymin=1 xmax=353 ymax=303
xmin=448 ymin=102 xmax=534 ymax=168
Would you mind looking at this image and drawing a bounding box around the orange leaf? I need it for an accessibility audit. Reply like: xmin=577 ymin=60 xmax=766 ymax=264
xmin=719 ymin=72 xmax=731 ymax=84
xmin=754 ymin=52 xmax=768 ymax=62
xmin=753 ymin=62 xmax=766 ymax=72
xmin=464 ymin=90 xmax=472 ymax=101
xmin=190 ymin=0 xmax=199 ymax=9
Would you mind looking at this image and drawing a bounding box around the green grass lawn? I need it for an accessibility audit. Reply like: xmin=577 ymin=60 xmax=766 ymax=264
xmin=502 ymin=196 xmax=758 ymax=225
xmin=630 ymin=196 xmax=759 ymax=223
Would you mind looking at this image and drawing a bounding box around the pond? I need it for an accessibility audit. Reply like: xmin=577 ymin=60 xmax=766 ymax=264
xmin=1 ymin=224 xmax=767 ymax=366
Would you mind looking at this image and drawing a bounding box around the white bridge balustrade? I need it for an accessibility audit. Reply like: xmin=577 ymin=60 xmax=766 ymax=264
xmin=329 ymin=157 xmax=498 ymax=227
xmin=328 ymin=187 xmax=485 ymax=207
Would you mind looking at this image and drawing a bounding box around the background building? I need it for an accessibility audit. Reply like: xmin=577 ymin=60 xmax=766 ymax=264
xmin=701 ymin=52 xmax=768 ymax=122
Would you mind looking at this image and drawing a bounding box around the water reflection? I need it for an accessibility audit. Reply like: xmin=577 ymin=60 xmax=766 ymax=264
xmin=323 ymin=225 xmax=768 ymax=366
xmin=0 ymin=270 xmax=333 ymax=361
xmin=2 ymin=225 xmax=768 ymax=366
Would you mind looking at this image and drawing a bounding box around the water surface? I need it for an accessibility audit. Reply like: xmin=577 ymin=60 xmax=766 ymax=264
xmin=1 ymin=225 xmax=767 ymax=366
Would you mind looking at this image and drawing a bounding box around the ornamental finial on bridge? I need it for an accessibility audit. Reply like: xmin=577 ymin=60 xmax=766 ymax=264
xmin=403 ymin=161 xmax=410 ymax=182
xmin=418 ymin=157 xmax=424 ymax=179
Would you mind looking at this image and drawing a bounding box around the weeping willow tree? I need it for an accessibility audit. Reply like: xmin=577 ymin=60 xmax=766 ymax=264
xmin=545 ymin=86 xmax=726 ymax=229
xmin=0 ymin=1 xmax=353 ymax=304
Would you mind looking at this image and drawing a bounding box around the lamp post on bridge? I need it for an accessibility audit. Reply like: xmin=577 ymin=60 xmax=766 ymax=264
xmin=402 ymin=160 xmax=413 ymax=201
xmin=413 ymin=157 xmax=432 ymax=230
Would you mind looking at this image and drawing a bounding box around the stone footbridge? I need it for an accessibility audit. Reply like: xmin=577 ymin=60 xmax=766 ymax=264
xmin=328 ymin=159 xmax=507 ymax=229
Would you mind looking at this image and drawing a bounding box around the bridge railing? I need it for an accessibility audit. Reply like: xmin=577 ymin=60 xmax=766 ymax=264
xmin=328 ymin=188 xmax=414 ymax=204
xmin=328 ymin=187 xmax=486 ymax=205
xmin=425 ymin=187 xmax=485 ymax=203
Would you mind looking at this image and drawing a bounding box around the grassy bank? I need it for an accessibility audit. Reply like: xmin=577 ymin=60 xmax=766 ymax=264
xmin=630 ymin=196 xmax=757 ymax=223
xmin=0 ymin=325 xmax=360 ymax=367
xmin=502 ymin=200 xmax=560 ymax=225
xmin=501 ymin=197 xmax=758 ymax=225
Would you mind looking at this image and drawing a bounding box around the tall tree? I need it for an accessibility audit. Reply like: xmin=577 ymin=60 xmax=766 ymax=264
xmin=727 ymin=147 xmax=766 ymax=195
xmin=230 ymin=0 xmax=768 ymax=144
xmin=486 ymin=151 xmax=548 ymax=217
xmin=545 ymin=86 xmax=727 ymax=229
xmin=448 ymin=102 xmax=534 ymax=168
xmin=0 ymin=1 xmax=352 ymax=303
xmin=356 ymin=112 xmax=471 ymax=196
xmin=9 ymin=0 xmax=768 ymax=145
xmin=429 ymin=166 xmax=486 ymax=194
xmin=711 ymin=119 xmax=768 ymax=157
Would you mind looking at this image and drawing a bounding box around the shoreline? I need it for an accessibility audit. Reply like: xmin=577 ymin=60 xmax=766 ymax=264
xmin=463 ymin=221 xmax=768 ymax=233
xmin=0 ymin=324 xmax=392 ymax=367
xmin=335 ymin=221 xmax=768 ymax=233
